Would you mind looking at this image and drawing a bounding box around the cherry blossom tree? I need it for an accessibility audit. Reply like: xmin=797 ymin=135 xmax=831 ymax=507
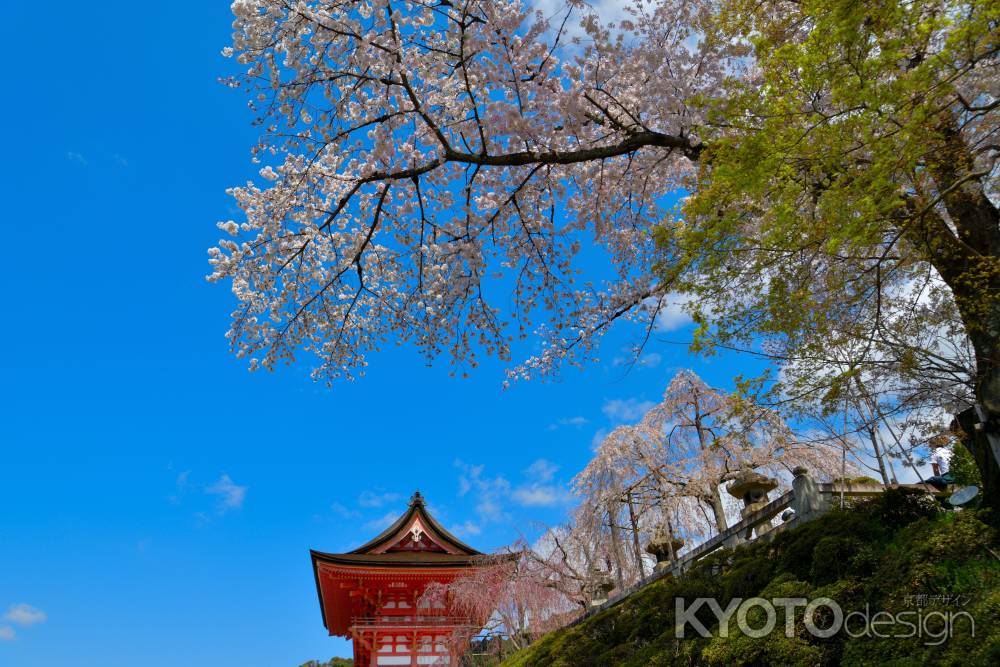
xmin=210 ymin=0 xmax=737 ymax=382
xmin=420 ymin=548 xmax=576 ymax=660
xmin=212 ymin=0 xmax=999 ymax=499
xmin=503 ymin=517 xmax=625 ymax=611
xmin=574 ymin=370 xmax=845 ymax=577
xmin=426 ymin=372 xmax=846 ymax=640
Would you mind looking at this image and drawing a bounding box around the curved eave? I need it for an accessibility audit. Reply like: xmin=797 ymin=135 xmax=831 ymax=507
xmin=311 ymin=549 xmax=482 ymax=567
xmin=348 ymin=500 xmax=481 ymax=556
xmin=311 ymin=551 xmax=487 ymax=636
xmin=311 ymin=549 xmax=330 ymax=631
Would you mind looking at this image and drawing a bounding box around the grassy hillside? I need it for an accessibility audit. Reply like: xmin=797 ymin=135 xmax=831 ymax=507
xmin=501 ymin=490 xmax=1000 ymax=666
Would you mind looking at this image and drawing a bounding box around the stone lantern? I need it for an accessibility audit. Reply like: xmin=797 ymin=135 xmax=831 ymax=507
xmin=586 ymin=565 xmax=616 ymax=606
xmin=644 ymin=527 xmax=685 ymax=572
xmin=727 ymin=469 xmax=778 ymax=538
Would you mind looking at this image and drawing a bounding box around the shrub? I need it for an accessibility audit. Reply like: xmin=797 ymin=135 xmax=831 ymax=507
xmin=863 ymin=488 xmax=939 ymax=530
xmin=810 ymin=536 xmax=865 ymax=585
xmin=501 ymin=489 xmax=998 ymax=667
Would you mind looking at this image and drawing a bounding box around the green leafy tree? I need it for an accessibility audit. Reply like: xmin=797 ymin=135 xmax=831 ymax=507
xmin=666 ymin=0 xmax=1000 ymax=507
xmin=951 ymin=439 xmax=985 ymax=487
xmin=298 ymin=658 xmax=353 ymax=667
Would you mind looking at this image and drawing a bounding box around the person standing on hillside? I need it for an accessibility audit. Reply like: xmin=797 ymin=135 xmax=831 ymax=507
xmin=927 ymin=446 xmax=955 ymax=490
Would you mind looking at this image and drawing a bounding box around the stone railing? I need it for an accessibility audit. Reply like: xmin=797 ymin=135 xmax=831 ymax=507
xmin=569 ymin=469 xmax=946 ymax=627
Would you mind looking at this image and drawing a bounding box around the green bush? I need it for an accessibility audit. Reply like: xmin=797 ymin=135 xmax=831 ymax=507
xmin=863 ymin=488 xmax=940 ymax=530
xmin=810 ymin=536 xmax=865 ymax=585
xmin=501 ymin=494 xmax=999 ymax=667
xmin=950 ymin=443 xmax=984 ymax=488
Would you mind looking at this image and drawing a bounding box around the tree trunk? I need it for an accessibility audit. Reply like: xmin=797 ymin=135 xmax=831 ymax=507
xmin=606 ymin=502 xmax=627 ymax=589
xmin=705 ymin=490 xmax=728 ymax=534
xmin=852 ymin=376 xmax=894 ymax=486
xmin=949 ymin=301 xmax=1000 ymax=514
xmin=867 ymin=426 xmax=892 ymax=487
xmin=955 ymin=406 xmax=1000 ymax=515
xmin=913 ymin=117 xmax=1000 ymax=513
xmin=625 ymin=491 xmax=646 ymax=578
xmin=692 ymin=389 xmax=729 ymax=531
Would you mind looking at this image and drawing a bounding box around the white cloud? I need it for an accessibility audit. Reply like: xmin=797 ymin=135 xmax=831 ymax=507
xmin=512 ymin=484 xmax=572 ymax=508
xmin=0 ymin=626 xmax=14 ymax=641
xmin=206 ymin=474 xmax=247 ymax=513
xmin=357 ymin=490 xmax=401 ymax=508
xmin=66 ymin=151 xmax=88 ymax=166
xmin=601 ymin=398 xmax=656 ymax=423
xmin=449 ymin=520 xmax=482 ymax=537
xmin=653 ymin=293 xmax=694 ymax=332
xmin=3 ymin=604 xmax=46 ymax=627
xmin=525 ymin=458 xmax=559 ymax=482
xmin=455 ymin=458 xmax=573 ymax=519
xmin=364 ymin=511 xmax=400 ymax=531
xmin=512 ymin=459 xmax=572 ymax=508
xmin=638 ymin=352 xmax=662 ymax=367
xmin=591 ymin=428 xmax=609 ymax=451
xmin=456 ymin=461 xmax=511 ymax=522
xmin=611 ymin=350 xmax=663 ymax=369
xmin=475 ymin=496 xmax=507 ymax=522
xmin=547 ymin=416 xmax=589 ymax=431
xmin=531 ymin=0 xmax=631 ymax=44
xmin=168 ymin=470 xmax=191 ymax=505
xmin=330 ymin=502 xmax=360 ymax=519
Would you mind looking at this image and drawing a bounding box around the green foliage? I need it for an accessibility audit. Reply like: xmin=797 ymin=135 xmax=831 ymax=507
xmin=298 ymin=658 xmax=352 ymax=667
xmin=950 ymin=442 xmax=984 ymax=488
xmin=809 ymin=535 xmax=866 ymax=585
xmin=500 ymin=492 xmax=999 ymax=667
xmin=832 ymin=476 xmax=884 ymax=486
xmin=864 ymin=487 xmax=941 ymax=530
xmin=655 ymin=0 xmax=1000 ymax=497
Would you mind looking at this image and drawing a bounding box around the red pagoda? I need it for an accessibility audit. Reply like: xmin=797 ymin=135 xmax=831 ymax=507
xmin=311 ymin=491 xmax=485 ymax=666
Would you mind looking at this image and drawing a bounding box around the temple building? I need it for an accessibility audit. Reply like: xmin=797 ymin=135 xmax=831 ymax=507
xmin=310 ymin=491 xmax=486 ymax=666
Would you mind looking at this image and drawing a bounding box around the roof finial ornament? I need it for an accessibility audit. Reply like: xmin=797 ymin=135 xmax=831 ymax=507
xmin=409 ymin=490 xmax=424 ymax=506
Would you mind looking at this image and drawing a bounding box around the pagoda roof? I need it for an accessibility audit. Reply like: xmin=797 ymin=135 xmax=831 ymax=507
xmin=347 ymin=490 xmax=481 ymax=557
xmin=310 ymin=491 xmax=487 ymax=634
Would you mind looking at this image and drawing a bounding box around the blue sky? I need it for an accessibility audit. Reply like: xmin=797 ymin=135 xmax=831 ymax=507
xmin=0 ymin=3 xmax=763 ymax=666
